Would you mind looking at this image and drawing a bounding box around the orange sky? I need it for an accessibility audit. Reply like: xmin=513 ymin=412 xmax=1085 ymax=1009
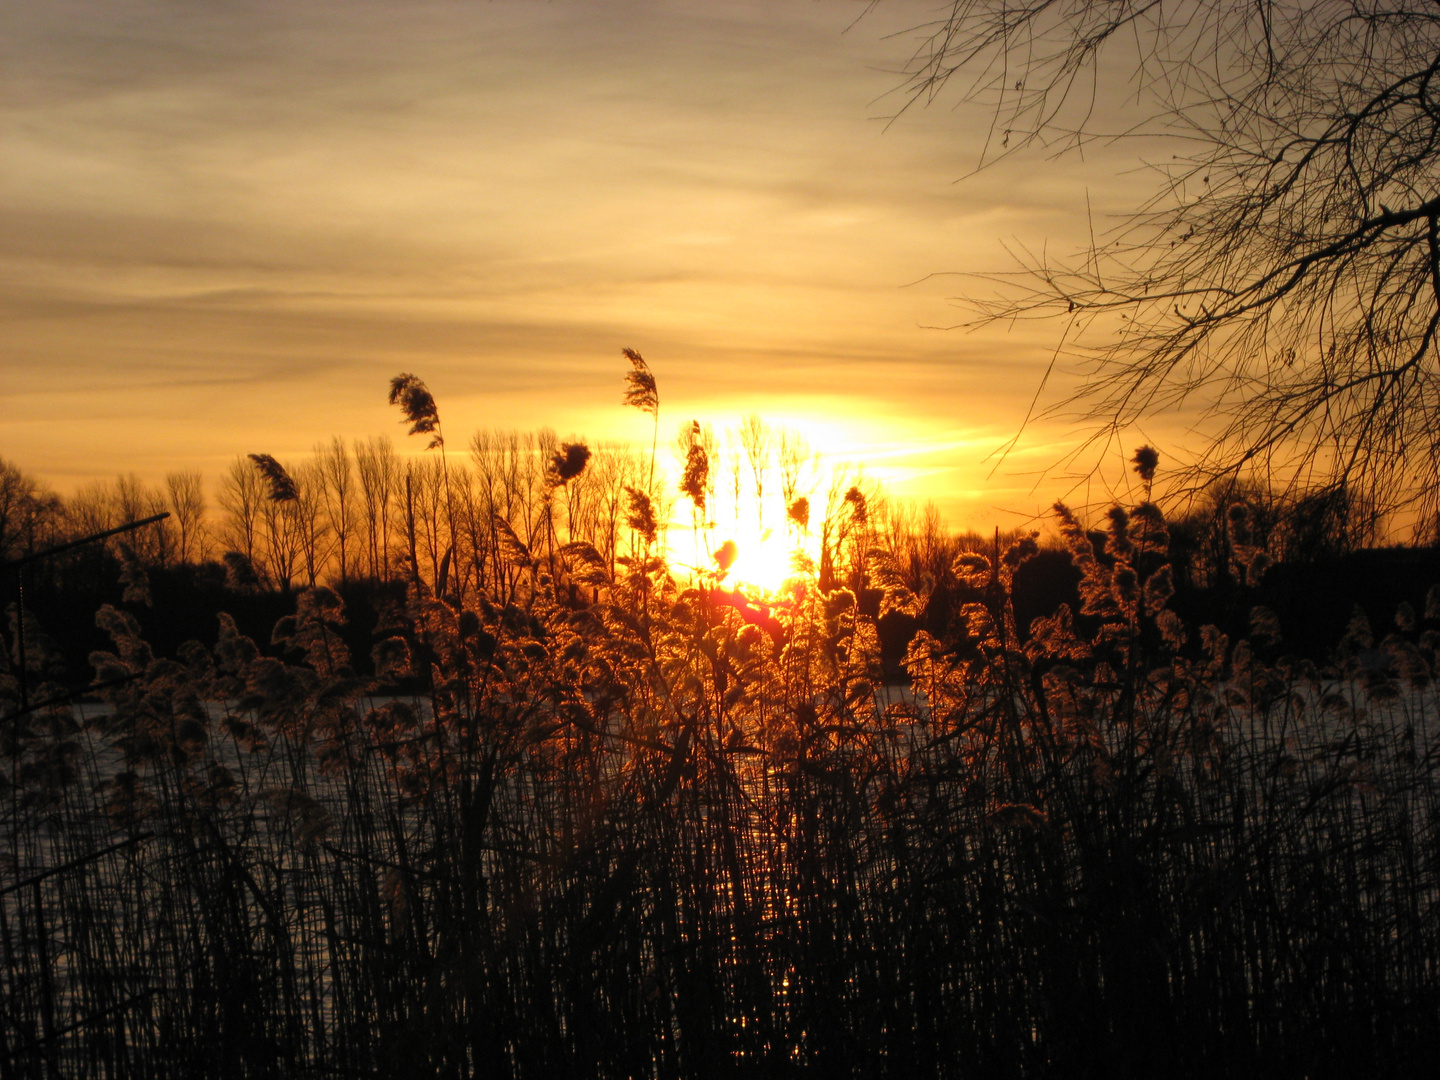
xmin=1 ymin=1 xmax=1186 ymax=530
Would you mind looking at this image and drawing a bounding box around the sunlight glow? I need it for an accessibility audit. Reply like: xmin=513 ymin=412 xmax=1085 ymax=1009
xmin=720 ymin=525 xmax=814 ymax=595
xmin=668 ymin=518 xmax=814 ymax=597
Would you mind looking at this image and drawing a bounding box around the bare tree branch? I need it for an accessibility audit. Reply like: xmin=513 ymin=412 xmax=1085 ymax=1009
xmin=899 ymin=1 xmax=1440 ymax=522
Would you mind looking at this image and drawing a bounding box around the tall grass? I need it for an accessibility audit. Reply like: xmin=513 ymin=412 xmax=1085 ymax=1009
xmin=2 ymin=489 xmax=1438 ymax=1077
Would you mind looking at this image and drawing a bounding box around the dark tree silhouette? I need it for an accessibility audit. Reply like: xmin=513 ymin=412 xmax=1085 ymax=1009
xmin=899 ymin=1 xmax=1440 ymax=520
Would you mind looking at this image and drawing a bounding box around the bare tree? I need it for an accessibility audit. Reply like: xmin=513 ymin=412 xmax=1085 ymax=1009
xmin=402 ymin=455 xmax=451 ymax=589
xmin=0 ymin=458 xmax=63 ymax=562
xmin=316 ymin=437 xmax=356 ymax=585
xmin=165 ymin=470 xmax=207 ymax=565
xmin=398 ymin=463 xmax=424 ymax=585
xmin=451 ymin=468 xmax=488 ymax=599
xmin=354 ymin=436 xmax=399 ymax=581
xmin=898 ymin=1 xmax=1440 ymax=519
xmin=66 ymin=479 xmax=117 ymax=543
xmin=530 ymin=428 xmax=558 ymax=555
xmin=739 ymin=414 xmax=772 ymax=534
xmin=883 ymin=498 xmax=965 ymax=593
xmin=777 ymin=426 xmax=817 ymax=537
xmin=817 ymin=466 xmax=877 ymax=594
xmin=470 ymin=429 xmax=549 ymax=598
xmin=725 ymin=443 xmax=744 ymax=531
xmin=114 ymin=474 xmax=170 ymax=565
xmin=586 ymin=445 xmax=642 ymax=579
xmin=468 ymin=429 xmax=508 ymax=595
xmin=217 ymin=456 xmax=264 ymax=569
xmin=292 ymin=460 xmax=332 ymax=588
xmin=258 ymin=471 xmax=303 ymax=592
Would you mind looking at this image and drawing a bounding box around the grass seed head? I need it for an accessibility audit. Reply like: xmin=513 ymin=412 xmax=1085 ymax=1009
xmin=625 ymin=486 xmax=657 ymax=547
xmin=787 ymin=496 xmax=810 ymax=530
xmin=681 ymin=424 xmax=709 ymax=511
xmin=222 ymin=551 xmax=260 ymax=592
xmin=845 ymin=485 xmax=868 ymax=523
xmin=622 ymin=348 xmax=658 ymax=415
xmin=248 ymin=453 xmax=298 ymax=501
xmin=1131 ymin=444 xmax=1160 ymax=485
xmin=549 ymin=441 xmax=592 ymax=484
xmin=1249 ymin=605 xmax=1282 ymax=646
xmin=388 ymin=372 xmax=443 ymax=447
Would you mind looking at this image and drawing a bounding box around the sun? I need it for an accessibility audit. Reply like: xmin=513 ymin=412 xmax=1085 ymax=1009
xmin=718 ymin=526 xmax=811 ymax=595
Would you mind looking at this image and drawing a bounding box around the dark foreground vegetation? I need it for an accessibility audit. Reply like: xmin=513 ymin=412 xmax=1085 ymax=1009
xmin=4 ymin=364 xmax=1439 ymax=1076
xmin=4 ymin=490 xmax=1439 ymax=1077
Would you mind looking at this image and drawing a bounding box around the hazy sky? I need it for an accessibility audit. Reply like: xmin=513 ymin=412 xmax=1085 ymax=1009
xmin=1 ymin=0 xmax=1167 ymax=528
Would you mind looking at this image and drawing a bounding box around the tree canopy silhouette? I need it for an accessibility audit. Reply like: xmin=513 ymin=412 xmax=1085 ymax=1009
xmin=900 ymin=1 xmax=1440 ymax=524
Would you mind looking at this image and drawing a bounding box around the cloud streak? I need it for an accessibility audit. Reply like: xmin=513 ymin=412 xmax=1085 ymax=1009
xmin=0 ymin=0 xmax=1161 ymax=527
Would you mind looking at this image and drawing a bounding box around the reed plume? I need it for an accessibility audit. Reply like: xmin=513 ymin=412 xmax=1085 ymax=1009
xmin=844 ymin=485 xmax=867 ymax=523
xmin=248 ymin=453 xmax=298 ymax=501
xmin=625 ymin=486 xmax=657 ymax=547
xmin=622 ymin=347 xmax=660 ymax=489
xmin=680 ymin=421 xmax=708 ymax=512
xmin=787 ymin=496 xmax=810 ymax=531
xmin=388 ymin=372 xmax=443 ymax=448
xmin=548 ymin=442 xmax=591 ymax=485
xmin=620 ymin=348 xmax=657 ymax=416
xmin=1132 ymin=444 xmax=1159 ymax=498
xmin=222 ymin=550 xmax=260 ymax=591
xmin=388 ymin=373 xmax=459 ymax=596
xmin=116 ymin=542 xmax=151 ymax=606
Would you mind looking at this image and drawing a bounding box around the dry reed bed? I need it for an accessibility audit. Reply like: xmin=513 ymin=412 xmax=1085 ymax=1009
xmin=3 ymin=506 xmax=1439 ymax=1079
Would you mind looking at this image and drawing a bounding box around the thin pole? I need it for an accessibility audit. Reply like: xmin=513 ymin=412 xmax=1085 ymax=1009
xmin=15 ymin=568 xmax=26 ymax=713
xmin=0 ymin=512 xmax=170 ymax=573
xmin=4 ymin=513 xmax=170 ymax=713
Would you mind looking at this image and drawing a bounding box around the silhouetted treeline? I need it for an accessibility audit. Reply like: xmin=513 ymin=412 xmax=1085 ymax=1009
xmin=2 ymin=443 xmax=1430 ymax=687
xmin=877 ymin=478 xmax=1429 ymax=672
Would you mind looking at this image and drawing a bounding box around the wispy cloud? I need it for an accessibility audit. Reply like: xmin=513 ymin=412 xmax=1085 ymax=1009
xmin=0 ymin=0 xmax=1155 ymax=527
